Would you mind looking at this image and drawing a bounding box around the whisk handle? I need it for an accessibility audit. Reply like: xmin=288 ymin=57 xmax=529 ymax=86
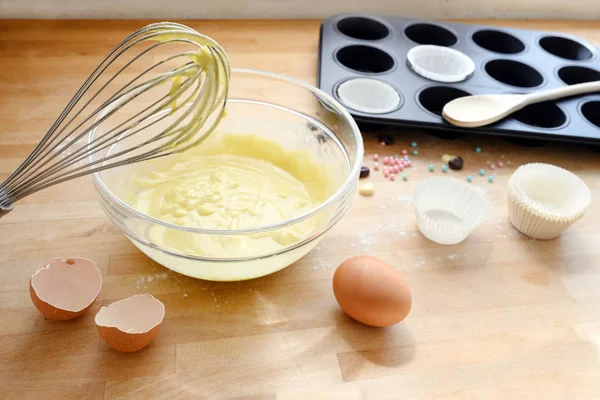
xmin=0 ymin=204 xmax=13 ymax=218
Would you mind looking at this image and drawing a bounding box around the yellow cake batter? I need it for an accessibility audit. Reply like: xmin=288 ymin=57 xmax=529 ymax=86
xmin=126 ymin=132 xmax=334 ymax=258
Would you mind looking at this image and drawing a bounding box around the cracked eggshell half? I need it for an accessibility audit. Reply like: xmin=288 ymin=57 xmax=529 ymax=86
xmin=30 ymin=257 xmax=102 ymax=320
xmin=95 ymin=294 xmax=165 ymax=353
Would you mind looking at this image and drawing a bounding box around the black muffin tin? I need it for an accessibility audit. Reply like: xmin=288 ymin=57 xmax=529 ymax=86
xmin=317 ymin=14 xmax=600 ymax=144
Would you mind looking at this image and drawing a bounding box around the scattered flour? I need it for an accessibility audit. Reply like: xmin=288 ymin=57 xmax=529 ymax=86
xmin=311 ymin=259 xmax=334 ymax=271
xmin=136 ymin=272 xmax=171 ymax=289
xmin=495 ymin=219 xmax=520 ymax=240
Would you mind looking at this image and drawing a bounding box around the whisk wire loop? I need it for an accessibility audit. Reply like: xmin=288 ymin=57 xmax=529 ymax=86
xmin=0 ymin=22 xmax=230 ymax=210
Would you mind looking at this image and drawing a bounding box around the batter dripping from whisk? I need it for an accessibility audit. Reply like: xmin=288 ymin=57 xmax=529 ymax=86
xmin=0 ymin=22 xmax=230 ymax=214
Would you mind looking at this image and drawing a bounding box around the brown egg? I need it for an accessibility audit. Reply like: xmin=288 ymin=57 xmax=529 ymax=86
xmin=95 ymin=294 xmax=165 ymax=353
xmin=30 ymin=257 xmax=102 ymax=320
xmin=333 ymin=255 xmax=412 ymax=327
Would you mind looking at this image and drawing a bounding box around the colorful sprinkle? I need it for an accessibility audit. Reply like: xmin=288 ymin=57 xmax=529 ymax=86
xmin=475 ymin=146 xmax=481 ymax=153
xmin=498 ymin=161 xmax=504 ymax=168
xmin=393 ymin=165 xmax=400 ymax=173
xmin=402 ymin=173 xmax=408 ymax=181
xmin=448 ymin=157 xmax=463 ymax=171
xmin=412 ymin=150 xmax=419 ymax=156
xmin=383 ymin=156 xmax=390 ymax=165
xmin=380 ymin=141 xmax=386 ymax=146
xmin=390 ymin=173 xmax=396 ymax=181
xmin=384 ymin=170 xmax=389 ymax=177
xmin=490 ymin=164 xmax=496 ymax=170
xmin=360 ymin=166 xmax=370 ymax=178
xmin=428 ymin=164 xmax=434 ymax=172
xmin=359 ymin=182 xmax=375 ymax=196
xmin=373 ymin=154 xmax=379 ymax=161
xmin=411 ymin=142 xmax=417 ymax=148
xmin=479 ymin=168 xmax=485 ymax=176
xmin=402 ymin=149 xmax=408 ymax=155
xmin=374 ymin=162 xmax=379 ymax=171
xmin=407 ymin=160 xmax=412 ymax=167
xmin=488 ymin=176 xmax=494 ymax=183
xmin=441 ymin=165 xmax=448 ymax=173
xmin=466 ymin=175 xmax=473 ymax=182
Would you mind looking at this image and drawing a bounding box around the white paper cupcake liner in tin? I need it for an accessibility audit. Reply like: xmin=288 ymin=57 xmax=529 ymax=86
xmin=407 ymin=45 xmax=475 ymax=83
xmin=336 ymin=78 xmax=402 ymax=114
xmin=412 ymin=176 xmax=488 ymax=245
xmin=507 ymin=163 xmax=592 ymax=239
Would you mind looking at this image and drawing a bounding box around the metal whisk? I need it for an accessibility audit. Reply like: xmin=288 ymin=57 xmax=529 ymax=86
xmin=0 ymin=22 xmax=230 ymax=217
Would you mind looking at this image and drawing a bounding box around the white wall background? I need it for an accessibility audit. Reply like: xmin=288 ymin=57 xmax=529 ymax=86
xmin=0 ymin=0 xmax=599 ymax=20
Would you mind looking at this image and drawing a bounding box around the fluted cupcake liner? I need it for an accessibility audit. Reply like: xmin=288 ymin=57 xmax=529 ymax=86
xmin=336 ymin=78 xmax=402 ymax=114
xmin=507 ymin=163 xmax=591 ymax=239
xmin=412 ymin=176 xmax=488 ymax=245
xmin=407 ymin=45 xmax=475 ymax=83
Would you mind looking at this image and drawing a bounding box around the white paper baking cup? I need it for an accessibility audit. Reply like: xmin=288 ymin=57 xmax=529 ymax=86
xmin=336 ymin=78 xmax=402 ymax=114
xmin=412 ymin=176 xmax=488 ymax=245
xmin=507 ymin=163 xmax=591 ymax=239
xmin=407 ymin=45 xmax=475 ymax=83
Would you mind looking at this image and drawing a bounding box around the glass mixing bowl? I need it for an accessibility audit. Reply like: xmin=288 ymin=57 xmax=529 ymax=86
xmin=91 ymin=68 xmax=363 ymax=281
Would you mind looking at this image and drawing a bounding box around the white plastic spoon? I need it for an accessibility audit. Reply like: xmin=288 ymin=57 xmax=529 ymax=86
xmin=442 ymin=80 xmax=600 ymax=128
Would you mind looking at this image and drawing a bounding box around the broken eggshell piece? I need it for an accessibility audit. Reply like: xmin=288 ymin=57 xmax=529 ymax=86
xmin=95 ymin=294 xmax=165 ymax=353
xmin=30 ymin=257 xmax=102 ymax=320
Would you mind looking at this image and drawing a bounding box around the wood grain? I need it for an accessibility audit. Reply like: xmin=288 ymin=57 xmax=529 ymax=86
xmin=1 ymin=19 xmax=600 ymax=399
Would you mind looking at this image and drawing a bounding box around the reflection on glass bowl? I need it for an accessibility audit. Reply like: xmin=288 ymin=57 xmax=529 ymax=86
xmin=91 ymin=69 xmax=363 ymax=281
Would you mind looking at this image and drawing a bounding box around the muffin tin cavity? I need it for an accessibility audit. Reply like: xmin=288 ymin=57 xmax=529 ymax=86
xmin=539 ymin=36 xmax=594 ymax=60
xmin=337 ymin=17 xmax=390 ymax=41
xmin=581 ymin=101 xmax=600 ymax=128
xmin=336 ymin=45 xmax=394 ymax=73
xmin=404 ymin=23 xmax=457 ymax=47
xmin=472 ymin=30 xmax=525 ymax=54
xmin=512 ymin=101 xmax=567 ymax=129
xmin=407 ymin=46 xmax=475 ymax=83
xmin=319 ymin=14 xmax=600 ymax=144
xmin=337 ymin=78 xmax=402 ymax=114
xmin=418 ymin=87 xmax=471 ymax=116
xmin=558 ymin=66 xmax=600 ymax=85
xmin=485 ymin=60 xmax=543 ymax=88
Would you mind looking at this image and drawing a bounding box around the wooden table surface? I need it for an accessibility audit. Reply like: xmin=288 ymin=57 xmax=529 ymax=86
xmin=2 ymin=19 xmax=600 ymax=400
